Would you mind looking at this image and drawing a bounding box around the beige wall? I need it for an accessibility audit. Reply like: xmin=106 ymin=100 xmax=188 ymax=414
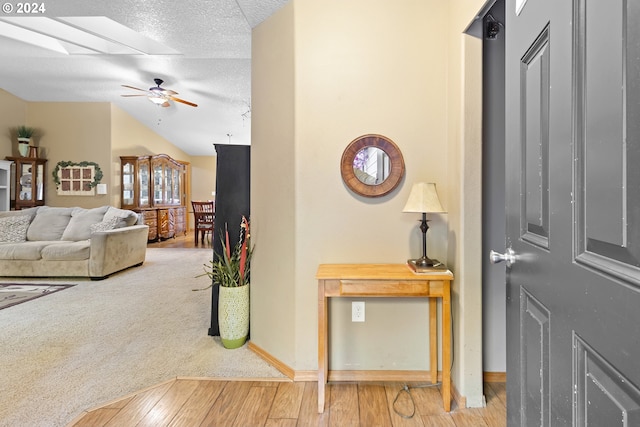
xmin=252 ymin=1 xmax=297 ymax=368
xmin=1 ymin=93 xmax=205 ymax=216
xmin=252 ymin=0 xmax=486 ymax=406
xmin=252 ymin=0 xmax=485 ymax=405
xmin=26 ymin=102 xmax=112 ymax=208
xmin=189 ymin=156 xmax=217 ymax=202
xmin=0 ymin=89 xmax=29 ymax=159
xmin=447 ymin=0 xmax=486 ymax=407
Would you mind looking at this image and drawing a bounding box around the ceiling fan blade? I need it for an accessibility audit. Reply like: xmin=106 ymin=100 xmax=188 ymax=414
xmin=121 ymin=85 xmax=149 ymax=93
xmin=121 ymin=94 xmax=148 ymax=97
xmin=161 ymin=89 xmax=178 ymax=95
xmin=169 ymin=96 xmax=198 ymax=107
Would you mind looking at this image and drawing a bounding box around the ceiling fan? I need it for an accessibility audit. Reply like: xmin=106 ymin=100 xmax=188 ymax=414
xmin=121 ymin=78 xmax=198 ymax=107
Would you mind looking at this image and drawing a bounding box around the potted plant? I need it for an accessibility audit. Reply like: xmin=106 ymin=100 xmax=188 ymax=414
xmin=16 ymin=126 xmax=36 ymax=157
xmin=200 ymin=216 xmax=253 ymax=349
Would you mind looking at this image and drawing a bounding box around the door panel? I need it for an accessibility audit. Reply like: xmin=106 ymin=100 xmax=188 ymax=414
xmin=574 ymin=335 xmax=640 ymax=426
xmin=521 ymin=25 xmax=550 ymax=249
xmin=575 ymin=0 xmax=640 ymax=274
xmin=520 ymin=289 xmax=550 ymax=427
xmin=505 ymin=0 xmax=640 ymax=426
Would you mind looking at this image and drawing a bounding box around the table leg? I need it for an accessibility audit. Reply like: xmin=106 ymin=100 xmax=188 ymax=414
xmin=429 ymin=298 xmax=437 ymax=384
xmin=318 ymin=282 xmax=328 ymax=413
xmin=442 ymin=284 xmax=451 ymax=412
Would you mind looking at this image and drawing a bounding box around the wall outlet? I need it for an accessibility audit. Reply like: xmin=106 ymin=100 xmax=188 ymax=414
xmin=352 ymin=301 xmax=365 ymax=322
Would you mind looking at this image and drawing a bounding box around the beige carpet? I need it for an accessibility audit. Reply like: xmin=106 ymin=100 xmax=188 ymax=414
xmin=0 ymin=248 xmax=285 ymax=427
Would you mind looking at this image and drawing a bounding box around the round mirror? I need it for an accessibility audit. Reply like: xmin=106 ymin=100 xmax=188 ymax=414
xmin=352 ymin=146 xmax=390 ymax=185
xmin=341 ymin=134 xmax=405 ymax=197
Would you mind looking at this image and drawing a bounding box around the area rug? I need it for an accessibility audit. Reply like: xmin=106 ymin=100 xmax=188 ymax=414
xmin=0 ymin=283 xmax=75 ymax=310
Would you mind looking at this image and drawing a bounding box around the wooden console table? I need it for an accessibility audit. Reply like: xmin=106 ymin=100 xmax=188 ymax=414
xmin=316 ymin=263 xmax=453 ymax=413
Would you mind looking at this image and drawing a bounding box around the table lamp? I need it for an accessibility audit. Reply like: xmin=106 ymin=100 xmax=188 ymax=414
xmin=403 ymin=182 xmax=446 ymax=271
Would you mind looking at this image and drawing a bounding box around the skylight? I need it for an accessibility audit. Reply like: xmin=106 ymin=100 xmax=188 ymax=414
xmin=0 ymin=16 xmax=181 ymax=55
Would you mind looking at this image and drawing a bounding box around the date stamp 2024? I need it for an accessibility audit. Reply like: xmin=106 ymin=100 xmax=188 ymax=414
xmin=2 ymin=2 xmax=46 ymax=14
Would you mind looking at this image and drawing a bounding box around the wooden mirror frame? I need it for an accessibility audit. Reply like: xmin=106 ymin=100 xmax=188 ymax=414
xmin=340 ymin=134 xmax=405 ymax=197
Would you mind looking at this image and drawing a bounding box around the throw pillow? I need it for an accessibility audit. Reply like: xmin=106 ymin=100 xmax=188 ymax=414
xmin=89 ymin=216 xmax=120 ymax=234
xmin=26 ymin=206 xmax=74 ymax=241
xmin=0 ymin=215 xmax=31 ymax=243
xmin=0 ymin=206 xmax=40 ymax=220
xmin=103 ymin=207 xmax=139 ymax=228
xmin=61 ymin=206 xmax=110 ymax=241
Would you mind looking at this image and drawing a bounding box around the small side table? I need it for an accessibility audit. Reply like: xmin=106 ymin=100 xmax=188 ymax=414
xmin=316 ymin=263 xmax=453 ymax=413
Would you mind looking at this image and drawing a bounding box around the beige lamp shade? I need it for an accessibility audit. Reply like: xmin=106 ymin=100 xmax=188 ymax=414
xmin=402 ymin=182 xmax=446 ymax=213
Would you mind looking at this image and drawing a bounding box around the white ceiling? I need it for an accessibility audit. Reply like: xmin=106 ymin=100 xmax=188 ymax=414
xmin=0 ymin=0 xmax=289 ymax=155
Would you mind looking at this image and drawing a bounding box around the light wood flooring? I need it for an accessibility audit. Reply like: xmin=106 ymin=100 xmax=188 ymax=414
xmin=70 ymin=232 xmax=507 ymax=426
xmin=69 ymin=379 xmax=506 ymax=427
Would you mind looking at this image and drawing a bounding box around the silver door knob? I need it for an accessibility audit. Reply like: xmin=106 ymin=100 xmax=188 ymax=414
xmin=489 ymin=248 xmax=516 ymax=267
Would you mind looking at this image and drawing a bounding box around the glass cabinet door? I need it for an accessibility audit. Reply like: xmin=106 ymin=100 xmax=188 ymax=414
xmin=139 ymin=160 xmax=150 ymax=207
xmin=35 ymin=163 xmax=44 ymax=202
xmin=153 ymin=162 xmax=163 ymax=205
xmin=18 ymin=162 xmax=33 ymax=202
xmin=164 ymin=163 xmax=171 ymax=204
xmin=122 ymin=161 xmax=135 ymax=207
xmin=172 ymin=168 xmax=180 ymax=204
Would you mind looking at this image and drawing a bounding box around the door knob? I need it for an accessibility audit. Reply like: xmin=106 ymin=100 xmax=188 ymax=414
xmin=489 ymin=248 xmax=516 ymax=267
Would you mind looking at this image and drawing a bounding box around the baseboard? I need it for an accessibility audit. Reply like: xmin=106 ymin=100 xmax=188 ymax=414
xmin=248 ymin=341 xmax=296 ymax=380
xmin=248 ymin=342 xmax=473 ymax=409
xmin=483 ymin=371 xmax=506 ymax=383
xmin=248 ymin=341 xmax=448 ymax=383
xmin=328 ymin=370 xmax=438 ymax=382
xmin=452 ymin=382 xmax=467 ymax=409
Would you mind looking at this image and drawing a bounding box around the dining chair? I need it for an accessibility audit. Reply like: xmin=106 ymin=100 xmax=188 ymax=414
xmin=191 ymin=200 xmax=214 ymax=245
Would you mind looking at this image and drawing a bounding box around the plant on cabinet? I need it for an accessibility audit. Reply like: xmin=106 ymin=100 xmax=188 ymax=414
xmin=16 ymin=126 xmax=36 ymax=157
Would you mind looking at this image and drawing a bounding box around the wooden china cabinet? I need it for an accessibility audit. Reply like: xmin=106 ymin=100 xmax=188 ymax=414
xmin=120 ymin=154 xmax=187 ymax=241
xmin=5 ymin=156 xmax=47 ymax=210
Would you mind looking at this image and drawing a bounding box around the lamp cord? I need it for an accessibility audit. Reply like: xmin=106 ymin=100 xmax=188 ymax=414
xmin=392 ymin=382 xmax=441 ymax=418
xmin=392 ymin=302 xmax=455 ymax=419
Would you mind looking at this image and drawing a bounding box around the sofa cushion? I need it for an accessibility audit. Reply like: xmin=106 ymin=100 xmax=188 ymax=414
xmin=61 ymin=206 xmax=110 ymax=241
xmin=0 ymin=215 xmax=31 ymax=243
xmin=89 ymin=216 xmax=120 ymax=234
xmin=0 ymin=206 xmax=40 ymax=220
xmin=103 ymin=206 xmax=139 ymax=228
xmin=27 ymin=207 xmax=74 ymax=241
xmin=41 ymin=240 xmax=91 ymax=261
xmin=0 ymin=241 xmax=65 ymax=260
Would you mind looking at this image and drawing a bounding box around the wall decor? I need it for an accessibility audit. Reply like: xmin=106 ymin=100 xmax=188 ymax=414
xmin=53 ymin=161 xmax=103 ymax=196
xmin=340 ymin=134 xmax=405 ymax=197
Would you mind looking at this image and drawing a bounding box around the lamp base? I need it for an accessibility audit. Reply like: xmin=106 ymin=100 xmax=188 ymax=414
xmin=407 ymin=258 xmax=448 ymax=273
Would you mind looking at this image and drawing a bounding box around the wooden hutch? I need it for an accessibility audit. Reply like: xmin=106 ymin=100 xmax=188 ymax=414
xmin=120 ymin=154 xmax=187 ymax=241
xmin=5 ymin=156 xmax=47 ymax=210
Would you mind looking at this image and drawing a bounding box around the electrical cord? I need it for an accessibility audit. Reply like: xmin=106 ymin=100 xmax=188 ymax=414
xmin=392 ymin=382 xmax=441 ymax=418
xmin=393 ymin=302 xmax=455 ymax=419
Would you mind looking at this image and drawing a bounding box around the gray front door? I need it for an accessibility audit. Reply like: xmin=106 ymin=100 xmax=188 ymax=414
xmin=504 ymin=0 xmax=640 ymax=425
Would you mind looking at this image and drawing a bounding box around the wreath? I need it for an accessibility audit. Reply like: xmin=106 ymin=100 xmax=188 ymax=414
xmin=52 ymin=160 xmax=103 ymax=189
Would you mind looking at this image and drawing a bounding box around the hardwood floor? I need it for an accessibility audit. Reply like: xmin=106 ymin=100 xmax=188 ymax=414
xmin=69 ymin=379 xmax=506 ymax=427
xmin=147 ymin=231 xmax=213 ymax=249
xmin=73 ymin=232 xmax=507 ymax=426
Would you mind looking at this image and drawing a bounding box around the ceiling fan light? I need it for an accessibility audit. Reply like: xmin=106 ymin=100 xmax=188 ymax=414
xmin=148 ymin=96 xmax=166 ymax=105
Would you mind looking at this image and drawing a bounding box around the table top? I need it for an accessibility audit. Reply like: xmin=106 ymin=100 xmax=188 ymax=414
xmin=316 ymin=263 xmax=453 ymax=281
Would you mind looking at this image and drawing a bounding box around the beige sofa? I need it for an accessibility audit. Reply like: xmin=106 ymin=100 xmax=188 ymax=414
xmin=0 ymin=206 xmax=149 ymax=280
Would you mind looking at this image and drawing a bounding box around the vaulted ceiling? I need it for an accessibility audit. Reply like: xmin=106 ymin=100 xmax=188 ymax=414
xmin=0 ymin=0 xmax=289 ymax=155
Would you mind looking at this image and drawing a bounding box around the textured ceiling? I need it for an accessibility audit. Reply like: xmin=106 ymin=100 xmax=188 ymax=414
xmin=0 ymin=0 xmax=289 ymax=155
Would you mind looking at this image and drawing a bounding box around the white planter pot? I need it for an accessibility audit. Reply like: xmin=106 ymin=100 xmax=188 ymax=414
xmin=18 ymin=141 xmax=29 ymax=157
xmin=218 ymin=284 xmax=249 ymax=349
